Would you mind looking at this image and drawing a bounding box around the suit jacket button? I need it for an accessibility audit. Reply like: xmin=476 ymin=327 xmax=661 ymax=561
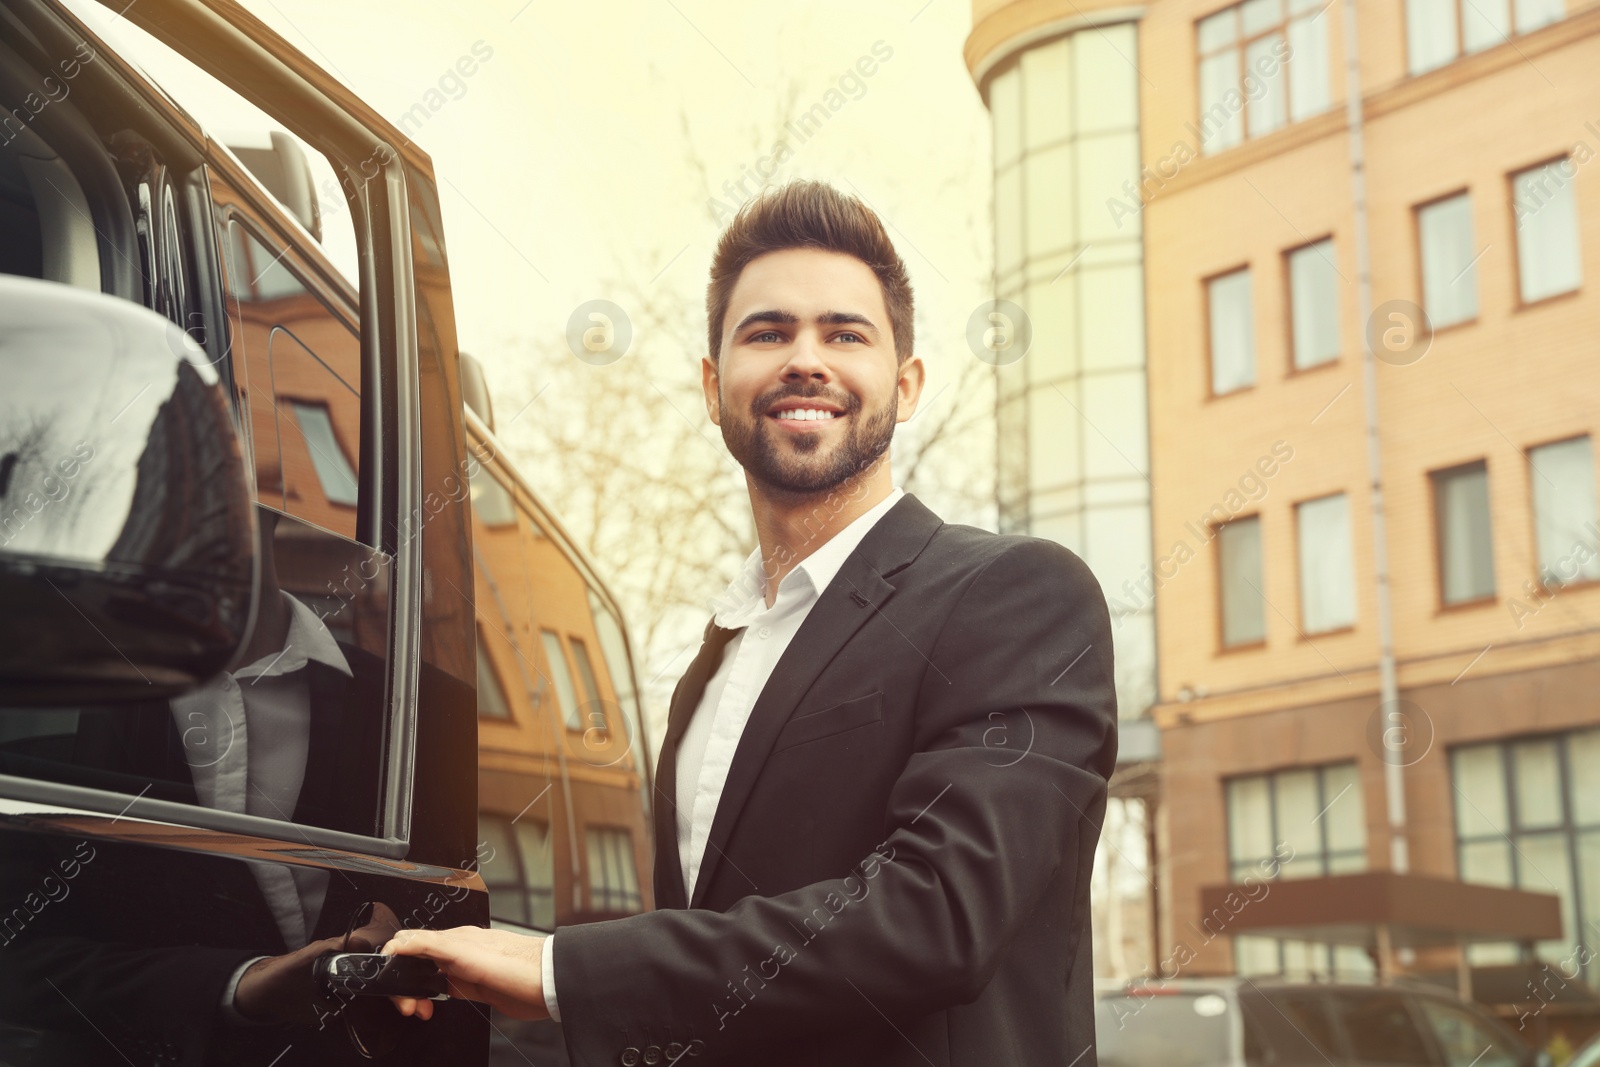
xmin=643 ymin=1047 xmax=662 ymax=1065
xmin=620 ymin=1049 xmax=641 ymax=1066
xmin=687 ymin=1038 xmax=706 ymax=1056
xmin=665 ymin=1042 xmax=685 ymax=1059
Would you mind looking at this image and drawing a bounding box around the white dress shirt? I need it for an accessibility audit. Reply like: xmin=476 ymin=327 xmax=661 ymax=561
xmin=169 ymin=590 xmax=352 ymax=1019
xmin=541 ymin=485 xmax=903 ymax=1022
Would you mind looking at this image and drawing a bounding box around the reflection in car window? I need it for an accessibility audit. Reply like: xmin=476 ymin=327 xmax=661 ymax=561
xmin=586 ymin=827 xmax=642 ymax=914
xmin=476 ymin=628 xmax=513 ymax=720
xmin=1332 ymin=991 xmax=1432 ymax=1065
xmin=479 ymin=814 xmax=556 ymax=930
xmin=1417 ymin=998 xmax=1520 ymax=1067
xmin=541 ymin=629 xmax=582 ymax=731
xmin=569 ymin=636 xmax=604 ymax=730
xmin=1239 ymin=988 xmax=1341 ymax=1066
xmin=55 ymin=0 xmax=363 ymax=286
xmin=469 ymin=464 xmax=517 ymax=527
xmin=224 ymin=221 xmax=364 ymax=542
xmin=288 ymin=401 xmax=359 ymax=506
xmin=0 ymin=508 xmax=388 ymax=839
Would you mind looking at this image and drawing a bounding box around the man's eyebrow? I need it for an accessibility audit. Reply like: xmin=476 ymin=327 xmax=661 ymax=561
xmin=732 ymin=309 xmax=881 ymax=340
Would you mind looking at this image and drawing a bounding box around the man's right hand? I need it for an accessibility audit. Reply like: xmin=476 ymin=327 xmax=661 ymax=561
xmin=381 ymin=926 xmax=548 ymax=1022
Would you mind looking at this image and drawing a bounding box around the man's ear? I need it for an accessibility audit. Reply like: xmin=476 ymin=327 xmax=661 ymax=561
xmin=701 ymin=355 xmax=721 ymax=426
xmin=894 ymin=354 xmax=926 ymax=425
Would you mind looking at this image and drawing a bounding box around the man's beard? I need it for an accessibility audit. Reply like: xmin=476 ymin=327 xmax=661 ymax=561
xmin=720 ymin=387 xmax=896 ymax=496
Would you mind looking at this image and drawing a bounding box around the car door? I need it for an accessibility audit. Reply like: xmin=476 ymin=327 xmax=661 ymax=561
xmin=0 ymin=0 xmax=486 ymax=1062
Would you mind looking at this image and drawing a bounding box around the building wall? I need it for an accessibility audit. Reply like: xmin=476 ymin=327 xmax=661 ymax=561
xmin=973 ymin=0 xmax=1600 ymax=981
xmin=1148 ymin=0 xmax=1600 ymax=976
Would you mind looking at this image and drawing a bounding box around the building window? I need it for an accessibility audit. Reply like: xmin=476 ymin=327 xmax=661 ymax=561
xmin=476 ymin=628 xmax=513 ymax=720
xmin=1417 ymin=193 xmax=1479 ymax=329
xmin=1432 ymin=461 xmax=1495 ymax=605
xmin=1227 ymin=762 xmax=1365 ymax=882
xmin=570 ymin=637 xmax=603 ymax=711
xmin=1196 ymin=0 xmax=1330 ymax=155
xmin=1296 ymin=493 xmax=1355 ymax=633
xmin=1208 ymin=267 xmax=1256 ymax=395
xmin=1405 ymin=0 xmax=1565 ymax=75
xmin=1228 ymin=762 xmax=1367 ymax=972
xmin=288 ymin=400 xmax=359 ymax=507
xmin=469 ymin=464 xmax=517 ymax=527
xmin=540 ymin=629 xmax=583 ymax=730
xmin=1287 ymin=239 xmax=1340 ymax=369
xmin=478 ymin=814 xmax=556 ymax=930
xmin=586 ymin=827 xmax=642 ymax=914
xmin=1452 ymin=731 xmax=1599 ymax=980
xmin=1218 ymin=515 xmax=1266 ymax=647
xmin=1512 ymin=158 xmax=1583 ymax=304
xmin=1529 ymin=437 xmax=1600 ymax=588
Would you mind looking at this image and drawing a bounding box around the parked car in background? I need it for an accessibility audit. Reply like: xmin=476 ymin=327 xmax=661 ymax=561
xmin=0 ymin=0 xmax=650 ymax=1063
xmin=1096 ymin=978 xmax=1551 ymax=1067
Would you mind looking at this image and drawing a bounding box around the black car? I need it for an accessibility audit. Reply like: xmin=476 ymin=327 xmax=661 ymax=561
xmin=0 ymin=0 xmax=652 ymax=1063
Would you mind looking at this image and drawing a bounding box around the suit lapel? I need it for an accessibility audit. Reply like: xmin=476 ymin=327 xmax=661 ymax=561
xmin=652 ymin=619 xmax=736 ymax=911
xmin=687 ymin=492 xmax=943 ymax=909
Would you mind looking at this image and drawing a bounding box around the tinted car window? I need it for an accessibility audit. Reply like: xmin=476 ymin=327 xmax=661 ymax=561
xmin=471 ymin=441 xmax=652 ymax=932
xmin=0 ymin=28 xmax=389 ymax=841
xmin=224 ymin=220 xmax=365 ymax=543
xmin=1239 ymin=987 xmax=1342 ymax=1066
xmin=1330 ymin=990 xmax=1433 ymax=1065
xmin=1416 ymin=997 xmax=1523 ymax=1067
xmin=1096 ymin=991 xmax=1235 ymax=1067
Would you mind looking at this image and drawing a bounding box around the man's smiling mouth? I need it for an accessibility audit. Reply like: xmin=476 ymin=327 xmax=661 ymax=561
xmin=765 ymin=398 xmax=847 ymax=425
xmin=769 ymin=408 xmax=844 ymax=423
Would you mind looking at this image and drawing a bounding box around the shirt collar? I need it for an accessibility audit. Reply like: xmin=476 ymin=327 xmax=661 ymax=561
xmin=711 ymin=486 xmax=905 ymax=628
xmin=235 ymin=590 xmax=353 ymax=681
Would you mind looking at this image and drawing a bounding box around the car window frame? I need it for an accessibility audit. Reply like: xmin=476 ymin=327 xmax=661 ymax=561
xmin=0 ymin=0 xmax=424 ymax=859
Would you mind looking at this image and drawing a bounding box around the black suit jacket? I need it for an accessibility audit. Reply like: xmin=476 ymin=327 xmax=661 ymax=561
xmin=554 ymin=491 xmax=1118 ymax=1066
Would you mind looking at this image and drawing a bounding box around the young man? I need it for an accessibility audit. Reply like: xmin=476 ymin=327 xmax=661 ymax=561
xmin=386 ymin=180 xmax=1118 ymax=1066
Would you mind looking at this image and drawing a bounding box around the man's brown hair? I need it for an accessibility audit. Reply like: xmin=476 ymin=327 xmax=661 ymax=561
xmin=705 ymin=180 xmax=914 ymax=367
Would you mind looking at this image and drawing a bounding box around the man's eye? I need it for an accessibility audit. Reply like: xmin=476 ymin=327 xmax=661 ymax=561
xmin=750 ymin=330 xmax=783 ymax=343
xmin=834 ymin=332 xmax=864 ymax=344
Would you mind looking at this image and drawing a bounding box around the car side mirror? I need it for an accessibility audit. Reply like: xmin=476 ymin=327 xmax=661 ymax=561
xmin=0 ymin=276 xmax=256 ymax=704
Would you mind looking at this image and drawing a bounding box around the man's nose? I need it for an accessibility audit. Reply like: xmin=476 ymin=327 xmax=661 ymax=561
xmin=781 ymin=333 xmax=831 ymax=380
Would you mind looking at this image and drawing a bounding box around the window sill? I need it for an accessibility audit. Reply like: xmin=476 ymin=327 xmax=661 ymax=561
xmin=1287 ymin=355 xmax=1341 ymax=378
xmin=1436 ymin=595 xmax=1497 ymax=615
xmin=1514 ymin=287 xmax=1583 ymax=314
xmin=1428 ymin=314 xmax=1477 ymax=337
xmin=1535 ymin=575 xmax=1600 ymax=597
xmin=1299 ymin=624 xmax=1354 ymax=641
xmin=1207 ymin=383 xmax=1259 ymax=403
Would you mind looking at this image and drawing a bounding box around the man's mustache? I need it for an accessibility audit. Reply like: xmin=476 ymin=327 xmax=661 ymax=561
xmin=748 ymin=383 xmax=864 ymax=415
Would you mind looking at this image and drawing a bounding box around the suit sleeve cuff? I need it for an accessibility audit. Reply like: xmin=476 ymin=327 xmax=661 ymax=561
xmin=218 ymin=955 xmax=271 ymax=1025
xmin=542 ymin=932 xmax=560 ymax=1022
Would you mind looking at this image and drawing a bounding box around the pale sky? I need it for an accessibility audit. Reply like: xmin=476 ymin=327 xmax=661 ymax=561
xmin=234 ymin=0 xmax=994 ymax=423
xmin=230 ymin=0 xmax=1002 ymax=719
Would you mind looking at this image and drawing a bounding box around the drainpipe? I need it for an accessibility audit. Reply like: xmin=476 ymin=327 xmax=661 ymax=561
xmin=1341 ymin=0 xmax=1408 ymax=876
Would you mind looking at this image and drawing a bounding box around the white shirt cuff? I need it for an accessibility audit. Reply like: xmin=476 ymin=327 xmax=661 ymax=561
xmin=218 ymin=955 xmax=271 ymax=1024
xmin=541 ymin=931 xmax=560 ymax=1022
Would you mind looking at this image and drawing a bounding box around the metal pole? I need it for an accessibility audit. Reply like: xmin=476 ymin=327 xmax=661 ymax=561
xmin=1341 ymin=0 xmax=1408 ymax=875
